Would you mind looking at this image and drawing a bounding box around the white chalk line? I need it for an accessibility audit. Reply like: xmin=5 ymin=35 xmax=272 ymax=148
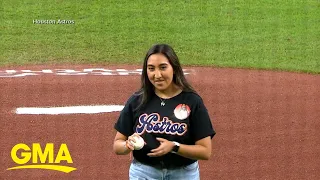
xmin=0 ymin=68 xmax=193 ymax=78
xmin=15 ymin=105 xmax=124 ymax=115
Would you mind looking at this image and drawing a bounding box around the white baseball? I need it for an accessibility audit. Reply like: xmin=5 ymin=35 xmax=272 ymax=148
xmin=130 ymin=136 xmax=145 ymax=150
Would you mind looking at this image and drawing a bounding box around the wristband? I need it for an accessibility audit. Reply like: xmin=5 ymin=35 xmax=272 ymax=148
xmin=171 ymin=141 xmax=180 ymax=153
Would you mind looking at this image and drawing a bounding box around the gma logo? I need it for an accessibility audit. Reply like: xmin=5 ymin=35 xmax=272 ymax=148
xmin=7 ymin=143 xmax=76 ymax=173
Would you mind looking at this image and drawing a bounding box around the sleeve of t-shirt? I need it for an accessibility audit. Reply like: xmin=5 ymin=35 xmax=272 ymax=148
xmin=190 ymin=95 xmax=216 ymax=142
xmin=114 ymin=96 xmax=136 ymax=137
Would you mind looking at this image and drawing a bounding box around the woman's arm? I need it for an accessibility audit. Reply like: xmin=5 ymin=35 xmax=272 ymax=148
xmin=113 ymin=132 xmax=143 ymax=155
xmin=175 ymin=136 xmax=212 ymax=160
xmin=147 ymin=136 xmax=212 ymax=160
xmin=113 ymin=132 xmax=132 ymax=155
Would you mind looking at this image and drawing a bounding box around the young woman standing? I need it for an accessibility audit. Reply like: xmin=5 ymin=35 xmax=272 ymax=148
xmin=113 ymin=44 xmax=216 ymax=180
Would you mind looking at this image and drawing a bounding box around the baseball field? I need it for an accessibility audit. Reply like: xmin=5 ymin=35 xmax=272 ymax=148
xmin=1 ymin=1 xmax=319 ymax=180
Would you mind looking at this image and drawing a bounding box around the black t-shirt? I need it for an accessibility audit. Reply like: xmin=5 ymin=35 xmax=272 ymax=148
xmin=114 ymin=91 xmax=216 ymax=168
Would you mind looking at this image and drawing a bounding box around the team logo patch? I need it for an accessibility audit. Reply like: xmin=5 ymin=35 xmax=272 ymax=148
xmin=174 ymin=104 xmax=191 ymax=120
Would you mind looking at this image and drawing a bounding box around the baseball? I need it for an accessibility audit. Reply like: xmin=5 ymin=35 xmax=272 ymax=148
xmin=130 ymin=136 xmax=145 ymax=150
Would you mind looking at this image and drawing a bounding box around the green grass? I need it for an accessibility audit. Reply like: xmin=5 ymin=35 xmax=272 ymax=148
xmin=1 ymin=0 xmax=319 ymax=73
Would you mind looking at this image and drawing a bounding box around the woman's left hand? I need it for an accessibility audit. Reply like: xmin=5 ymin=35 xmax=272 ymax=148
xmin=147 ymin=138 xmax=175 ymax=157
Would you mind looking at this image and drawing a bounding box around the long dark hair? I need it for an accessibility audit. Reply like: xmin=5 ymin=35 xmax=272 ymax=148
xmin=134 ymin=44 xmax=196 ymax=111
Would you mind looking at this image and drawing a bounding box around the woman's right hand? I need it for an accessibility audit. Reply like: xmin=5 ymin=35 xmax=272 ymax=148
xmin=126 ymin=133 xmax=141 ymax=151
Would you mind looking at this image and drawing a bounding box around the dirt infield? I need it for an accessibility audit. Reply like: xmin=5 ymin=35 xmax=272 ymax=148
xmin=0 ymin=65 xmax=319 ymax=180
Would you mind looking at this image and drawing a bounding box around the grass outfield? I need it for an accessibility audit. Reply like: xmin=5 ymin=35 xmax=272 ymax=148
xmin=1 ymin=0 xmax=319 ymax=73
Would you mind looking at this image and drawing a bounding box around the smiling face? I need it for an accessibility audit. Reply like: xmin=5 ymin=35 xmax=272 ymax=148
xmin=147 ymin=53 xmax=175 ymax=93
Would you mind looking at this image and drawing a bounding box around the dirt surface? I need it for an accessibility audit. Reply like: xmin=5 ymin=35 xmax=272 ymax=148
xmin=0 ymin=65 xmax=319 ymax=180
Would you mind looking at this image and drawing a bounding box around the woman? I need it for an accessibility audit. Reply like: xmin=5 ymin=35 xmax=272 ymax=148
xmin=113 ymin=44 xmax=215 ymax=180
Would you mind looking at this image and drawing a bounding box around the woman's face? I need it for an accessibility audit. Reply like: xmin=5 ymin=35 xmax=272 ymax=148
xmin=147 ymin=53 xmax=174 ymax=92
